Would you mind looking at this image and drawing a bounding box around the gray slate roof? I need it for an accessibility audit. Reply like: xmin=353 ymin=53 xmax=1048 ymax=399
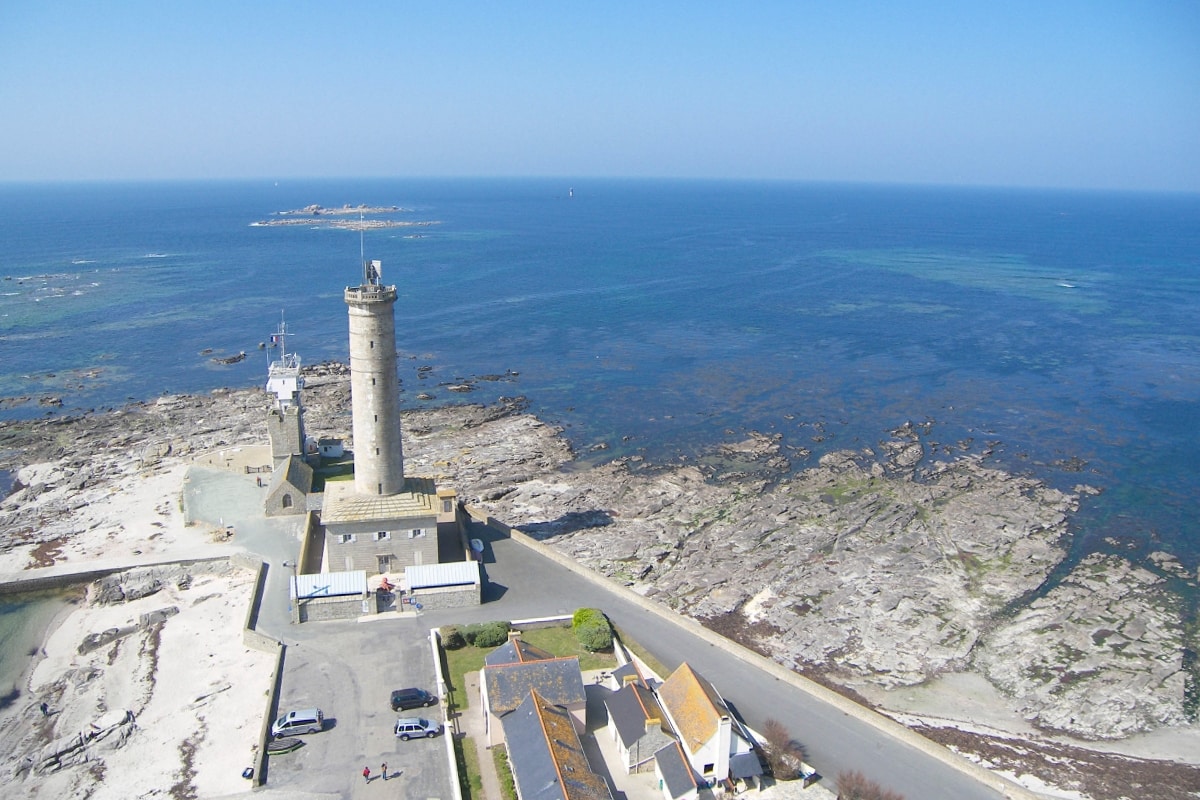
xmin=654 ymin=741 xmax=701 ymax=800
xmin=502 ymin=690 xmax=611 ymax=800
xmin=485 ymin=657 xmax=585 ymax=717
xmin=485 ymin=637 xmax=556 ymax=667
xmin=268 ymin=454 xmax=312 ymax=493
xmin=603 ymin=682 xmax=672 ymax=750
xmin=730 ymin=751 xmax=764 ymax=780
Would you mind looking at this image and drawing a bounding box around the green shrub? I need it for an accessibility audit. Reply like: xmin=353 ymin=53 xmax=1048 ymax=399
xmin=440 ymin=626 xmax=467 ymax=650
xmin=466 ymin=620 xmax=511 ymax=648
xmin=576 ymin=621 xmax=612 ymax=652
xmin=572 ymin=607 xmax=603 ymax=630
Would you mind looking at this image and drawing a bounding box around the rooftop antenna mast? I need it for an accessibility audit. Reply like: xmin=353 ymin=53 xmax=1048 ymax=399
xmin=270 ymin=310 xmax=290 ymax=362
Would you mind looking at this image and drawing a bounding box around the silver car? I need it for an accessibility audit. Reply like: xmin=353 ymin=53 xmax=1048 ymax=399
xmin=272 ymin=708 xmax=324 ymax=738
xmin=394 ymin=717 xmax=441 ymax=740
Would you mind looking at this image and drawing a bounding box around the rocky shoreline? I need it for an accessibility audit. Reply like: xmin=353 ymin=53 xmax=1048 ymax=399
xmin=1 ymin=363 xmax=1197 ymax=797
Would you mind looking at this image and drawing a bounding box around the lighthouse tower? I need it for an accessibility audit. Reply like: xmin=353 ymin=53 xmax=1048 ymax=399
xmin=317 ymin=251 xmax=463 ymax=582
xmin=345 ymin=259 xmax=405 ymax=496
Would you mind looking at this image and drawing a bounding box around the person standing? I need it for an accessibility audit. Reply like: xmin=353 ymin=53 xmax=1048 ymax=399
xmin=362 ymin=765 xmax=370 ymax=783
xmin=381 ymin=762 xmax=388 ymax=781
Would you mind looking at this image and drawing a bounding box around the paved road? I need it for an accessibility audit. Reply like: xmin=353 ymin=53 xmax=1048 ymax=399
xmin=418 ymin=520 xmax=1013 ymax=800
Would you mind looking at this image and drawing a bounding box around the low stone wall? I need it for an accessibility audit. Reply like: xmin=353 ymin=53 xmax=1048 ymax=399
xmin=255 ymin=644 xmax=286 ymax=787
xmin=410 ymin=582 xmax=479 ymax=611
xmin=297 ymin=511 xmax=323 ymax=574
xmin=429 ymin=628 xmax=464 ymax=800
xmin=297 ymin=594 xmax=368 ymax=623
xmin=228 ymin=551 xmax=284 ymax=786
xmin=234 ymin=555 xmax=281 ymax=655
xmin=0 ymin=555 xmax=232 ymax=596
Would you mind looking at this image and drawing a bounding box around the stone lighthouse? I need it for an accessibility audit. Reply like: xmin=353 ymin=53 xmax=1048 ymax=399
xmin=319 ymin=256 xmax=458 ymax=578
xmin=345 ymin=259 xmax=405 ymax=496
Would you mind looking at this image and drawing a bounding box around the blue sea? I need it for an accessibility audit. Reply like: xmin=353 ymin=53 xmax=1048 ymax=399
xmin=1 ymin=178 xmax=1199 ymax=576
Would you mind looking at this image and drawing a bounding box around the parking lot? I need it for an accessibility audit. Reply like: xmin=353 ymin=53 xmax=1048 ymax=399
xmin=265 ymin=613 xmax=451 ymax=797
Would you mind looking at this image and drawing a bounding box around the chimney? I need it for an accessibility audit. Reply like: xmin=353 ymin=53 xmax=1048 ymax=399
xmin=716 ymin=714 xmax=732 ymax=781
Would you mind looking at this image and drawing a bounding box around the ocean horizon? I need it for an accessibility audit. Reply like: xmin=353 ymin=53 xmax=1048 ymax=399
xmin=2 ymin=177 xmax=1199 ymax=577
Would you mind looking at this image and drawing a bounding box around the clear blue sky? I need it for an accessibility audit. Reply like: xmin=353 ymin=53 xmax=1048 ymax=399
xmin=1 ymin=1 xmax=1197 ymax=190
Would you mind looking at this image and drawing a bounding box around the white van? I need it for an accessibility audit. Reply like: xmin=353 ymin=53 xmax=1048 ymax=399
xmin=272 ymin=708 xmax=324 ymax=738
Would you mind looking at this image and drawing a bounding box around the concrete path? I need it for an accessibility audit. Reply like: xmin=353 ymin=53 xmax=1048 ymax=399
xmin=461 ymin=671 xmax=504 ymax=800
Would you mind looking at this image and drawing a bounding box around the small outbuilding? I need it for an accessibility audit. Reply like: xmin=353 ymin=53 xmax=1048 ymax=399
xmin=264 ymin=454 xmax=312 ymax=517
xmin=404 ymin=561 xmax=481 ymax=611
xmin=290 ymin=570 xmax=370 ymax=623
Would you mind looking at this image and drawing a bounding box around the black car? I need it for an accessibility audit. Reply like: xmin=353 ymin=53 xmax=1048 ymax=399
xmin=390 ymin=687 xmax=437 ymax=711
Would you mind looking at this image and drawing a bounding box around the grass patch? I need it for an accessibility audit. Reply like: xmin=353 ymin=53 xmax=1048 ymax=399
xmin=443 ymin=643 xmax=488 ymax=712
xmin=613 ymin=624 xmax=670 ymax=679
xmin=442 ymin=622 xmax=618 ymax=712
xmin=455 ymin=735 xmax=484 ymax=800
xmin=520 ymin=624 xmax=613 ymax=671
xmin=493 ymin=744 xmax=516 ymax=800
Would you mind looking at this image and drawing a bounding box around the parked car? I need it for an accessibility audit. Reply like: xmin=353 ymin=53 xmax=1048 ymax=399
xmin=390 ymin=687 xmax=437 ymax=711
xmin=271 ymin=708 xmax=324 ymax=738
xmin=394 ymin=717 xmax=441 ymax=740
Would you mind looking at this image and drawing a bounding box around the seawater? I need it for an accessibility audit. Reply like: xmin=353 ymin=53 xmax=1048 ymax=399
xmin=0 ymin=591 xmax=75 ymax=704
xmin=1 ymin=179 xmax=1198 ymax=574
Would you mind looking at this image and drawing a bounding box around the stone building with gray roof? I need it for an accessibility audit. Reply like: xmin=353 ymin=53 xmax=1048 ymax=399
xmin=501 ymin=689 xmax=612 ymax=800
xmin=603 ymin=677 xmax=676 ymax=774
xmin=481 ymin=637 xmax=587 ymax=747
xmin=264 ymin=454 xmax=313 ymax=517
xmin=320 ymin=477 xmax=439 ymax=574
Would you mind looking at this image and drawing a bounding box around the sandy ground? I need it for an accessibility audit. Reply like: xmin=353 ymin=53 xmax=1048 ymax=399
xmin=0 ymin=459 xmax=228 ymax=575
xmin=0 ymin=450 xmax=275 ymax=799
xmin=857 ymin=672 xmax=1200 ymax=767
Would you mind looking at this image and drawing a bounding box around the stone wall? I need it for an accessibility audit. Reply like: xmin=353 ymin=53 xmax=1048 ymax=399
xmin=266 ymin=405 xmax=304 ymax=461
xmin=411 ymin=583 xmax=479 ymax=611
xmin=325 ymin=515 xmax=438 ymax=574
xmin=297 ymin=594 xmax=370 ymax=623
xmin=297 ymin=512 xmax=322 ymax=574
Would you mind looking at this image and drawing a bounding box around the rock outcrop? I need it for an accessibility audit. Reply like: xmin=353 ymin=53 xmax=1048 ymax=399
xmin=975 ymin=553 xmax=1190 ymax=739
xmin=2 ymin=365 xmax=1195 ymax=745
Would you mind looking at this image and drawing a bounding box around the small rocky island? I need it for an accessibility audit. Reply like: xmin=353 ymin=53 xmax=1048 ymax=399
xmin=250 ymin=203 xmax=440 ymax=230
xmin=1 ymin=362 xmax=1197 ymax=798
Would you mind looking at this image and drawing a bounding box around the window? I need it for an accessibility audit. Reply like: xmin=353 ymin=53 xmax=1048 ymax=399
xmin=370 ymin=340 xmax=375 ymax=349
xmin=338 ymin=534 xmax=356 ymax=544
xmin=282 ymin=494 xmax=293 ymax=509
xmin=442 ymin=499 xmax=452 ymax=513
xmin=408 ymin=528 xmax=425 ymax=538
xmin=375 ymin=531 xmax=390 ymax=541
